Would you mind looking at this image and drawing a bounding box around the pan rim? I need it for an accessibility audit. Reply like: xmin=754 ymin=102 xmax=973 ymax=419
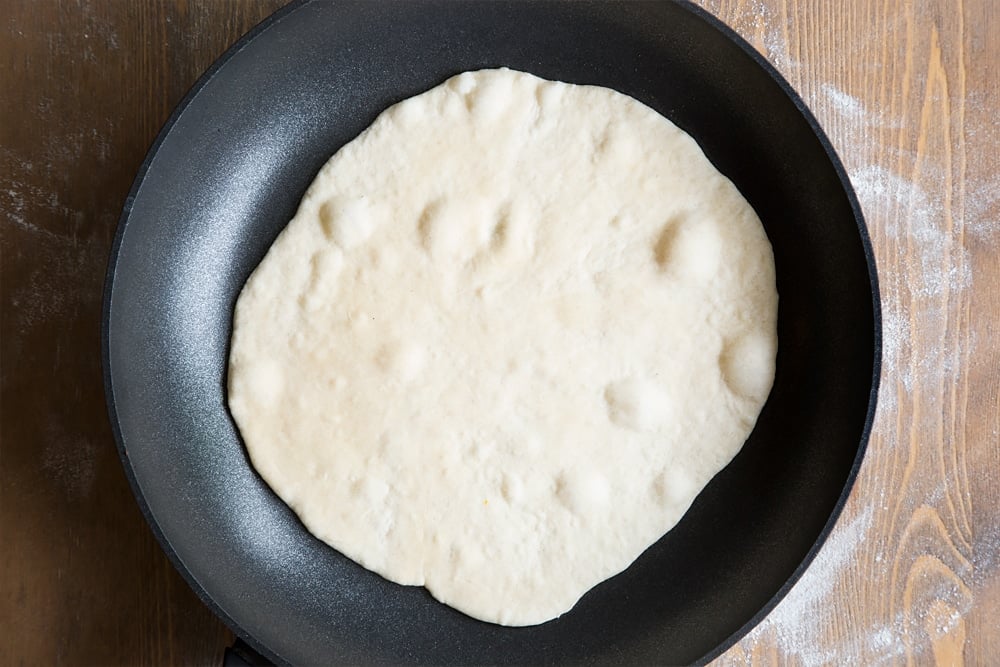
xmin=676 ymin=4 xmax=882 ymax=663
xmin=101 ymin=2 xmax=309 ymax=664
xmin=101 ymin=1 xmax=882 ymax=664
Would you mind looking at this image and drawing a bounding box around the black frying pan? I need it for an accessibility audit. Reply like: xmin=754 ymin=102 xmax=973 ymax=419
xmin=102 ymin=1 xmax=881 ymax=664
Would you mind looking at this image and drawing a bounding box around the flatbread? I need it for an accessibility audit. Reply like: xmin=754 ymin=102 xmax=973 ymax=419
xmin=228 ymin=68 xmax=777 ymax=626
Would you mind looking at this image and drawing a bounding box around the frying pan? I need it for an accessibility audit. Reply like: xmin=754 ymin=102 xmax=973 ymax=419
xmin=102 ymin=1 xmax=881 ymax=664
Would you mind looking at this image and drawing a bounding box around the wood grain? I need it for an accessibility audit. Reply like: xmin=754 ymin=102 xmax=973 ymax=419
xmin=1 ymin=1 xmax=996 ymax=665
xmin=0 ymin=2 xmax=286 ymax=665
xmin=705 ymin=0 xmax=1000 ymax=665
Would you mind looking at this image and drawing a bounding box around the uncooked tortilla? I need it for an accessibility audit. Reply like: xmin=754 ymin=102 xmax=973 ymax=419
xmin=228 ymin=68 xmax=777 ymax=626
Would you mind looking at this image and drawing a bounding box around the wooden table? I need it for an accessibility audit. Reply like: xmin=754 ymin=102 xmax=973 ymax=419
xmin=2 ymin=1 xmax=996 ymax=664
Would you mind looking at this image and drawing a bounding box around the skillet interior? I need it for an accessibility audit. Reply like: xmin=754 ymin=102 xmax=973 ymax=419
xmin=103 ymin=2 xmax=880 ymax=664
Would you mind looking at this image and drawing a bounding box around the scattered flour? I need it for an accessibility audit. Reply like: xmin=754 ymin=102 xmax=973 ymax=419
xmin=821 ymin=83 xmax=867 ymax=119
xmin=718 ymin=18 xmax=997 ymax=665
xmin=2 ymin=145 xmax=112 ymax=503
xmin=820 ymin=83 xmax=903 ymax=129
xmin=739 ymin=506 xmax=906 ymax=666
xmin=40 ymin=426 xmax=99 ymax=500
xmin=850 ymin=164 xmax=972 ymax=402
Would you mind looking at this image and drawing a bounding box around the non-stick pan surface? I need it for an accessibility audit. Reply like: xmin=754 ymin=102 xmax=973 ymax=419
xmin=103 ymin=1 xmax=880 ymax=664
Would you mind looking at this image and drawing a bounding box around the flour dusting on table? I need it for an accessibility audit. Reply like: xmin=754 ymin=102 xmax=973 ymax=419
xmin=718 ymin=21 xmax=996 ymax=661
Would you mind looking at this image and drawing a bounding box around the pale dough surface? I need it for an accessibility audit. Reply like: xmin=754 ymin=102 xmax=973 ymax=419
xmin=228 ymin=69 xmax=778 ymax=626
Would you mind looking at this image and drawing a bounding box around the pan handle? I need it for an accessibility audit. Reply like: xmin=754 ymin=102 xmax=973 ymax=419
xmin=223 ymin=638 xmax=272 ymax=667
